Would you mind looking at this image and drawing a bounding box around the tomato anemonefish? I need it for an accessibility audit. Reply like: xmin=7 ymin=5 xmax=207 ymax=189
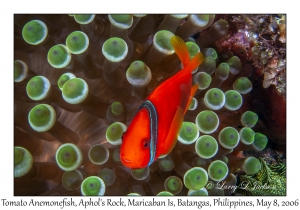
xmin=120 ymin=36 xmax=205 ymax=169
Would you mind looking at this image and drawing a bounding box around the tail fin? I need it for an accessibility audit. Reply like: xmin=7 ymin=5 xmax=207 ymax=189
xmin=170 ymin=36 xmax=190 ymax=67
xmin=170 ymin=36 xmax=205 ymax=73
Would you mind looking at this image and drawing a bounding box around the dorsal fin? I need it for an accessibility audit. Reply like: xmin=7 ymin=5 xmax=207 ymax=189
xmin=170 ymin=36 xmax=205 ymax=73
xmin=184 ymin=84 xmax=199 ymax=114
xmin=185 ymin=52 xmax=205 ymax=73
xmin=170 ymin=36 xmax=190 ymax=67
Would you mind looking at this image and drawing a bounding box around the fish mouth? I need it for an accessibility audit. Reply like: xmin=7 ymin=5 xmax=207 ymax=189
xmin=120 ymin=156 xmax=140 ymax=169
xmin=121 ymin=156 xmax=132 ymax=163
xmin=120 ymin=156 xmax=133 ymax=166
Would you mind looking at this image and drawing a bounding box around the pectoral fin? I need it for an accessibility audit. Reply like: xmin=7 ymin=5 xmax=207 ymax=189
xmin=160 ymin=107 xmax=184 ymax=156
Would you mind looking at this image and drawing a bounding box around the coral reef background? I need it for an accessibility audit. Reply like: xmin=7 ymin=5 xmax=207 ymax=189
xmin=13 ymin=14 xmax=286 ymax=196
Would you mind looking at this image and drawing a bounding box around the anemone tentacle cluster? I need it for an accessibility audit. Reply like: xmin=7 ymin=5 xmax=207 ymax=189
xmin=14 ymin=14 xmax=285 ymax=196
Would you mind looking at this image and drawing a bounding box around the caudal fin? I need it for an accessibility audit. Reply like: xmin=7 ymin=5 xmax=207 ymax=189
xmin=170 ymin=36 xmax=205 ymax=73
xmin=170 ymin=36 xmax=190 ymax=67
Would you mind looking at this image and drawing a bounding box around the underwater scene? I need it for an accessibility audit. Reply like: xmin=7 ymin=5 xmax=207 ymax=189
xmin=14 ymin=14 xmax=286 ymax=196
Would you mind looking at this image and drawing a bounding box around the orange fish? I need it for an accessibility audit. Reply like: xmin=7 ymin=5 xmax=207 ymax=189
xmin=120 ymin=36 xmax=205 ymax=169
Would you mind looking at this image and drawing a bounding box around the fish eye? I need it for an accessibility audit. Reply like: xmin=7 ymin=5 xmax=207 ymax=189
xmin=143 ymin=139 xmax=149 ymax=148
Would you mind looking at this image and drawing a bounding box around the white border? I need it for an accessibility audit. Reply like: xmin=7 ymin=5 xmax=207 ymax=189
xmin=62 ymin=78 xmax=88 ymax=104
xmin=47 ymin=44 xmax=72 ymax=69
xmin=106 ymin=122 xmax=127 ymax=145
xmin=28 ymin=104 xmax=56 ymax=132
xmin=178 ymin=122 xmax=199 ymax=144
xmin=55 ymin=143 xmax=83 ymax=171
xmin=27 ymin=76 xmax=51 ymax=101
xmin=74 ymin=14 xmax=95 ymax=24
xmin=108 ymin=14 xmax=133 ymax=29
xmin=22 ymin=20 xmax=48 ymax=45
xmin=14 ymin=60 xmax=28 ymax=82
xmin=4 ymin=1 xmax=296 ymax=209
xmin=66 ymin=31 xmax=89 ymax=55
